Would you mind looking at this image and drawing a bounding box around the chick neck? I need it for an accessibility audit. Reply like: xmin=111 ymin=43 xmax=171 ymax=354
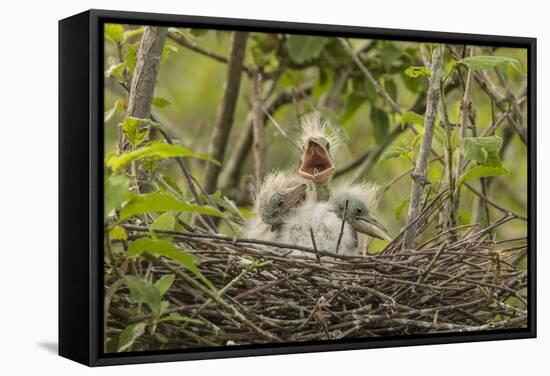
xmin=315 ymin=182 xmax=331 ymax=202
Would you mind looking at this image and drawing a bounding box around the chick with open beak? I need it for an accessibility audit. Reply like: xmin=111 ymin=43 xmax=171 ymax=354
xmin=330 ymin=181 xmax=391 ymax=254
xmin=243 ymin=172 xmax=308 ymax=243
xmin=298 ymin=113 xmax=339 ymax=201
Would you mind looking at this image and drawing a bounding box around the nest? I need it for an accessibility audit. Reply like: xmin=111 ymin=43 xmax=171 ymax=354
xmin=106 ymin=192 xmax=528 ymax=350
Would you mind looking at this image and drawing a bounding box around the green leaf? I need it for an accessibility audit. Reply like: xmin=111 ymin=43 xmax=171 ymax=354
xmin=104 ymin=61 xmax=126 ymax=79
xmin=128 ymin=238 xmax=213 ymax=290
xmin=457 ymin=165 xmax=510 ymax=187
xmin=161 ymin=45 xmax=178 ymax=62
xmin=104 ymin=175 xmax=130 ymax=220
xmin=152 ymin=97 xmax=171 ymax=108
xmin=404 ymin=66 xmax=431 ymax=78
xmin=117 ymin=322 xmax=146 ymax=352
xmin=104 ymin=99 xmax=126 ymax=123
xmin=460 ymin=55 xmax=521 ymax=72
xmin=105 ymin=24 xmax=124 ymax=43
xmin=286 ymin=35 xmax=328 ymax=63
xmin=124 ymin=43 xmax=139 ymax=73
xmin=379 ymin=44 xmax=402 ymax=71
xmin=119 ymin=192 xmax=223 ymax=221
xmin=460 ymin=136 xmax=503 ymax=166
xmin=157 ymin=175 xmax=183 ymax=195
xmin=401 ymin=111 xmax=425 ymax=130
xmin=394 ymin=197 xmax=410 ymax=219
xmin=341 ymin=92 xmax=366 ymax=124
xmin=121 ymin=28 xmax=144 ymax=44
xmin=109 ymin=226 xmax=128 ymax=241
xmin=124 ymin=275 xmax=162 ymax=317
xmin=159 ymin=314 xmax=202 ymax=324
xmin=151 ymin=212 xmax=176 ymax=231
xmin=107 ymin=142 xmax=220 ymax=173
xmin=379 ymin=150 xmax=403 ymax=164
xmin=154 ymin=274 xmax=175 ymax=297
xmin=384 ymin=79 xmax=397 ymax=101
xmin=370 ymin=106 xmax=389 ymax=144
xmin=122 ymin=116 xmax=148 ymax=147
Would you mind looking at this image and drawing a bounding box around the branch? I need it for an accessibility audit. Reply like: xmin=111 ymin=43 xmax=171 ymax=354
xmin=449 ymin=46 xmax=526 ymax=146
xmin=168 ymin=29 xmax=252 ymax=76
xmin=402 ymin=44 xmax=445 ymax=251
xmin=454 ymin=46 xmax=475 ymax=213
xmin=203 ymin=32 xmax=248 ymax=193
xmin=251 ymin=71 xmax=267 ymax=187
xmin=127 ymin=26 xmax=167 ymax=119
xmin=495 ymin=66 xmax=527 ymax=142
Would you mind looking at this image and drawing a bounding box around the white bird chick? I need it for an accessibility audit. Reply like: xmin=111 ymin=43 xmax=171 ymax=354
xmin=280 ymin=192 xmax=358 ymax=256
xmin=297 ymin=112 xmax=341 ymax=201
xmin=330 ymin=182 xmax=391 ymax=254
xmin=243 ymin=172 xmax=307 ymax=243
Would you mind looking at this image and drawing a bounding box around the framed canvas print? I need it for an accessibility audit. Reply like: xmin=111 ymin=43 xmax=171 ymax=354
xmin=59 ymin=9 xmax=536 ymax=366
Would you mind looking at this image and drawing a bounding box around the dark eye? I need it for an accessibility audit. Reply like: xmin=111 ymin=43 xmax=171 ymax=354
xmin=325 ymin=142 xmax=330 ymax=151
xmin=276 ymin=199 xmax=284 ymax=208
xmin=356 ymin=207 xmax=363 ymax=215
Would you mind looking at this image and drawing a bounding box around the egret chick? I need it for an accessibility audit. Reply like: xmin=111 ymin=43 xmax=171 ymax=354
xmin=243 ymin=172 xmax=307 ymax=243
xmin=280 ymin=194 xmax=357 ymax=257
xmin=297 ymin=112 xmax=341 ymax=201
xmin=330 ymin=182 xmax=391 ymax=255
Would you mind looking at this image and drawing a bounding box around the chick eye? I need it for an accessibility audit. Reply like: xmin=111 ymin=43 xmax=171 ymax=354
xmin=356 ymin=207 xmax=363 ymax=215
xmin=276 ymin=199 xmax=284 ymax=208
xmin=325 ymin=142 xmax=330 ymax=151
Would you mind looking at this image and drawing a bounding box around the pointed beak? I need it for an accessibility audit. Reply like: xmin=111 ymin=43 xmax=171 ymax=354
xmin=280 ymin=184 xmax=307 ymax=214
xmin=299 ymin=138 xmax=335 ymax=184
xmin=350 ymin=214 xmax=391 ymax=241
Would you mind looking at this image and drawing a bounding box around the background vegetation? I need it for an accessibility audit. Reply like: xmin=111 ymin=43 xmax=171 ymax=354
xmin=103 ymin=24 xmax=528 ymax=353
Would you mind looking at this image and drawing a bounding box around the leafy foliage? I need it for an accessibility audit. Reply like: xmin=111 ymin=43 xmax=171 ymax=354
xmin=457 ymin=136 xmax=510 ymax=186
xmin=370 ymin=106 xmax=389 ymax=144
xmin=104 ymin=175 xmax=130 ymax=220
xmin=459 ymin=55 xmax=521 ymax=72
xmin=286 ymin=35 xmax=328 ymax=63
xmin=106 ymin=142 xmax=220 ymax=172
xmin=119 ymin=192 xmax=222 ymax=221
xmin=404 ymin=66 xmax=431 ymax=78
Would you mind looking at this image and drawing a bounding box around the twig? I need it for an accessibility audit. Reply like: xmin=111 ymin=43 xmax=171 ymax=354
xmin=402 ymin=44 xmax=445 ymax=250
xmin=309 ymin=228 xmax=322 ymax=264
xmin=335 ymin=200 xmax=349 ymax=254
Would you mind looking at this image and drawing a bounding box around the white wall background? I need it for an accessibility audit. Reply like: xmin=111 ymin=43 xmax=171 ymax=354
xmin=0 ymin=0 xmax=546 ymax=374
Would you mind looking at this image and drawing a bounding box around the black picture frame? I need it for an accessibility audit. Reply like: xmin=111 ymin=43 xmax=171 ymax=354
xmin=59 ymin=9 xmax=537 ymax=367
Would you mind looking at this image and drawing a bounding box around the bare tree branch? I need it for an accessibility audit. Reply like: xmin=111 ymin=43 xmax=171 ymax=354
xmin=127 ymin=26 xmax=167 ymax=119
xmin=251 ymin=71 xmax=266 ymax=187
xmin=168 ymin=29 xmax=253 ymax=76
xmin=203 ymin=32 xmax=248 ymax=193
xmin=454 ymin=46 xmax=475 ymax=212
xmin=402 ymin=44 xmax=445 ymax=251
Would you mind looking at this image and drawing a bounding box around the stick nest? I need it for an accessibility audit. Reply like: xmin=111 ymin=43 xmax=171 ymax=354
xmin=106 ymin=193 xmax=528 ymax=351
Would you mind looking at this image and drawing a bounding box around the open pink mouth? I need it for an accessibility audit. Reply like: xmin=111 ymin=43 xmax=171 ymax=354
xmin=299 ymin=140 xmax=334 ymax=184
